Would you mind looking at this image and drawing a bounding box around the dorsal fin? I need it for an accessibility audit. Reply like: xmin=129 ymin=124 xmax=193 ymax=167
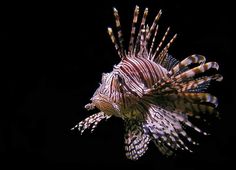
xmin=108 ymin=6 xmax=177 ymax=63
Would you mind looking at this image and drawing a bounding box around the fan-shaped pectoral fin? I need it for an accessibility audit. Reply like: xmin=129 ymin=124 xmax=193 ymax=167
xmin=124 ymin=119 xmax=151 ymax=160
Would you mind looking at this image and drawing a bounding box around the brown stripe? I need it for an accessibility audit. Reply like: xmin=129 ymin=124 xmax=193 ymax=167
xmin=126 ymin=57 xmax=149 ymax=87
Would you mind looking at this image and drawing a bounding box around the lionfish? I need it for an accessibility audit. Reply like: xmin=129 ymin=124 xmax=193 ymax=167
xmin=72 ymin=5 xmax=223 ymax=160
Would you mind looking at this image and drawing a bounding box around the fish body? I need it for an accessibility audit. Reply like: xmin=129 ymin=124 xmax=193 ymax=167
xmin=72 ymin=5 xmax=223 ymax=160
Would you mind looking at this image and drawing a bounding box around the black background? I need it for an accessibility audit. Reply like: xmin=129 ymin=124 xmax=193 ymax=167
xmin=5 ymin=0 xmax=235 ymax=169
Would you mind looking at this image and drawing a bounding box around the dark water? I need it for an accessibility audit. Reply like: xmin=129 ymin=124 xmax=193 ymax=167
xmin=5 ymin=0 xmax=234 ymax=169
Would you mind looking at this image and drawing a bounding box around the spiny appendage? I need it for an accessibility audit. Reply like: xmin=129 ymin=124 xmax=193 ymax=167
xmin=168 ymin=54 xmax=221 ymax=83
xmin=144 ymin=105 xmax=202 ymax=154
xmin=108 ymin=5 xmax=177 ymax=63
xmin=173 ymin=62 xmax=219 ymax=83
xmin=167 ymin=55 xmax=222 ymax=112
xmin=146 ymin=54 xmax=222 ymax=95
xmin=123 ymin=106 xmax=202 ymax=159
xmin=179 ymin=74 xmax=223 ymax=92
xmin=128 ymin=5 xmax=140 ymax=55
xmin=71 ymin=111 xmax=111 ymax=134
xmin=145 ymin=76 xmax=221 ymax=120
xmin=173 ymin=93 xmax=218 ymax=107
xmin=107 ymin=7 xmax=126 ymax=59
xmin=152 ymin=28 xmax=177 ymax=64
xmin=169 ymin=54 xmax=206 ymax=76
xmin=124 ymin=119 xmax=151 ymax=160
xmin=153 ymin=140 xmax=174 ymax=156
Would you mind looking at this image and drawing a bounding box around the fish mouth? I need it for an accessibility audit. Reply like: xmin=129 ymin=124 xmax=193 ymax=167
xmin=91 ymin=95 xmax=121 ymax=117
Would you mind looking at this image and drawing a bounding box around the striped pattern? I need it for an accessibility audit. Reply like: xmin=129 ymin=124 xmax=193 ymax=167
xmin=124 ymin=120 xmax=150 ymax=160
xmin=152 ymin=27 xmax=171 ymax=59
xmin=129 ymin=5 xmax=140 ymax=54
xmin=113 ymin=8 xmax=125 ymax=57
xmin=71 ymin=112 xmax=111 ymax=134
xmin=174 ymin=62 xmax=219 ymax=82
xmin=72 ymin=5 xmax=223 ymax=161
xmin=169 ymin=54 xmax=206 ymax=76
